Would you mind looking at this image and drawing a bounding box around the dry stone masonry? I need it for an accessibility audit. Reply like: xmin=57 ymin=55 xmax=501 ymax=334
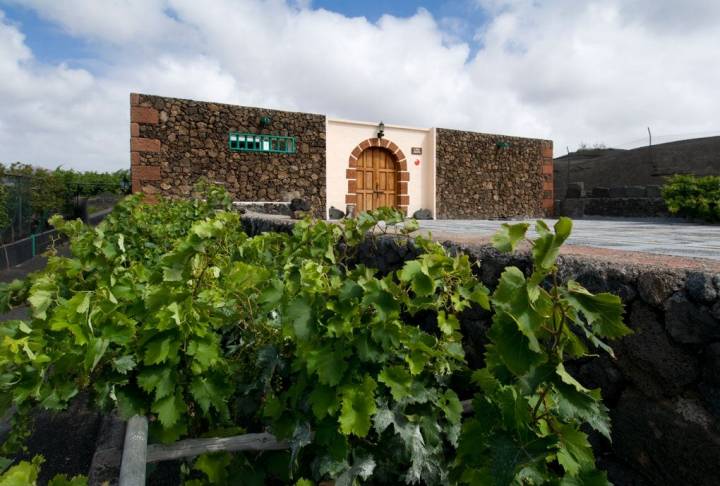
xmin=435 ymin=128 xmax=553 ymax=219
xmin=130 ymin=93 xmax=327 ymax=216
xmin=131 ymin=93 xmax=553 ymax=219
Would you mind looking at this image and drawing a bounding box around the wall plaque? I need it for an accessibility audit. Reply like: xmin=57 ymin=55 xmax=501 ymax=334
xmin=411 ymin=147 xmax=422 ymax=155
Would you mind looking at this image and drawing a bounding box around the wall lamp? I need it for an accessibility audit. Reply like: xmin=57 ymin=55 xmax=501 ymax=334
xmin=377 ymin=121 xmax=385 ymax=139
xmin=259 ymin=116 xmax=272 ymax=127
xmin=496 ymin=141 xmax=511 ymax=149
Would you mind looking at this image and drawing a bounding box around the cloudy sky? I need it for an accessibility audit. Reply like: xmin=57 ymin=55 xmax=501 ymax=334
xmin=1 ymin=0 xmax=719 ymax=171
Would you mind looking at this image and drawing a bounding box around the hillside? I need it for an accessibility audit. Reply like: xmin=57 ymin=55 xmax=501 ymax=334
xmin=553 ymin=136 xmax=720 ymax=197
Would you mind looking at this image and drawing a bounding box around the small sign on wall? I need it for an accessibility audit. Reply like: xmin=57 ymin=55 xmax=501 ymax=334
xmin=411 ymin=147 xmax=422 ymax=155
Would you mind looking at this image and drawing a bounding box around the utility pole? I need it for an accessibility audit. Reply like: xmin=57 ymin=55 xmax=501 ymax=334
xmin=648 ymin=126 xmax=656 ymax=174
xmin=565 ymin=147 xmax=571 ymax=199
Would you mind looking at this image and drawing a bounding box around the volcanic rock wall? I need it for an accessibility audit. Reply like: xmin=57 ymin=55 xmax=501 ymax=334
xmin=435 ymin=128 xmax=553 ymax=219
xmin=243 ymin=213 xmax=720 ymax=486
xmin=130 ymin=93 xmax=326 ymax=215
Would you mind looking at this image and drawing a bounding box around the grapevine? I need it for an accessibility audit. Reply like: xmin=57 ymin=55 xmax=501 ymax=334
xmin=0 ymin=186 xmax=629 ymax=485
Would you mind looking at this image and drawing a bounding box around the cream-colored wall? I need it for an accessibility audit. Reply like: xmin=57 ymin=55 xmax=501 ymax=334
xmin=326 ymin=118 xmax=435 ymax=219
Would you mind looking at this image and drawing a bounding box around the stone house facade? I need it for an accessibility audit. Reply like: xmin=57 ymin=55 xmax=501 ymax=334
xmin=130 ymin=93 xmax=553 ymax=219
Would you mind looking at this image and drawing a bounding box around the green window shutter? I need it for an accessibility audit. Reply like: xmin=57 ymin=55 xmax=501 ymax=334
xmin=228 ymin=132 xmax=297 ymax=154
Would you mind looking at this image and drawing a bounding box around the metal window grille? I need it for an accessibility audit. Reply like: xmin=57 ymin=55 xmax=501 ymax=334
xmin=228 ymin=132 xmax=296 ymax=154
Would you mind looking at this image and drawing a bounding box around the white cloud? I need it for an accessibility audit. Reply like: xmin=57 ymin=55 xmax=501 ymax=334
xmin=0 ymin=0 xmax=719 ymax=170
xmin=9 ymin=0 xmax=190 ymax=45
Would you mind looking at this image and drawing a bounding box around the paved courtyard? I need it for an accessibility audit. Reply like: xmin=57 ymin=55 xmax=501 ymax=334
xmin=418 ymin=218 xmax=720 ymax=261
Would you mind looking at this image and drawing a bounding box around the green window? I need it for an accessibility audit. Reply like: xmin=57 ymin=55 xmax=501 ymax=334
xmin=228 ymin=132 xmax=296 ymax=154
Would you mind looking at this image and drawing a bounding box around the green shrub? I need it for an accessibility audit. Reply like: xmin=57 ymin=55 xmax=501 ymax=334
xmin=0 ymin=186 xmax=629 ymax=485
xmin=662 ymin=174 xmax=720 ymax=222
xmin=0 ymin=455 xmax=87 ymax=486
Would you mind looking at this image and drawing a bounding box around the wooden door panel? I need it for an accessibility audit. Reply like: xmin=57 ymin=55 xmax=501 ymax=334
xmin=388 ymin=172 xmax=396 ymax=189
xmin=354 ymin=147 xmax=398 ymax=212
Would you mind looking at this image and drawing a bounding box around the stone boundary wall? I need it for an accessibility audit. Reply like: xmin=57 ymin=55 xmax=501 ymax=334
xmin=553 ymin=136 xmax=720 ymax=198
xmin=242 ymin=214 xmax=720 ymax=486
xmin=558 ymin=197 xmax=670 ymax=219
xmin=557 ymin=183 xmax=671 ymax=218
xmin=130 ymin=93 xmax=327 ymax=216
xmin=435 ymin=129 xmax=553 ymax=219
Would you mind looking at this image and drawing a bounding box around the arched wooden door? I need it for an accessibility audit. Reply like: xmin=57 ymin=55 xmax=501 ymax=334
xmin=356 ymin=147 xmax=399 ymax=212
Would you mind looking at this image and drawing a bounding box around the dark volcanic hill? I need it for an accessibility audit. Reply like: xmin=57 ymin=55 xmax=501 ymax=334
xmin=553 ymin=136 xmax=720 ymax=197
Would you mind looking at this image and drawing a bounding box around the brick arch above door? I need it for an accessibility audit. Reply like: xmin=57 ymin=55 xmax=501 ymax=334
xmin=345 ymin=137 xmax=409 ymax=214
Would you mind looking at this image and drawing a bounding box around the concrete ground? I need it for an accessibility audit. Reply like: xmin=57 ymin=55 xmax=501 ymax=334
xmin=418 ymin=217 xmax=720 ymax=261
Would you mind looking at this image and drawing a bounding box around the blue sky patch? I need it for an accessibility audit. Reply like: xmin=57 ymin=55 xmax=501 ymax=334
xmin=1 ymin=3 xmax=93 ymax=68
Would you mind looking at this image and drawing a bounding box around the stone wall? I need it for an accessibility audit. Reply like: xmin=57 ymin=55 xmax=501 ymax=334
xmin=553 ymin=136 xmax=720 ymax=198
xmin=556 ymin=183 xmax=671 ymax=219
xmin=444 ymin=243 xmax=720 ymax=486
xmin=243 ymin=214 xmax=720 ymax=486
xmin=130 ymin=93 xmax=327 ymax=216
xmin=435 ymin=129 xmax=553 ymax=219
xmin=558 ymin=198 xmax=670 ymax=219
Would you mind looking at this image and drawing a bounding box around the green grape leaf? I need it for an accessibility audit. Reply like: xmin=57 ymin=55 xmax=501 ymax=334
xmin=152 ymin=391 xmax=186 ymax=427
xmin=437 ymin=311 xmax=460 ymax=336
xmin=556 ymin=425 xmax=595 ymax=477
xmin=286 ymin=298 xmax=312 ymax=340
xmin=565 ymin=281 xmax=630 ymax=339
xmin=84 ymin=337 xmax=109 ymax=372
xmin=489 ymin=433 xmax=525 ymax=486
xmin=405 ymin=349 xmax=431 ymax=375
xmin=137 ymin=365 xmax=174 ymax=399
xmin=438 ymin=389 xmax=463 ymax=424
xmin=162 ymin=266 xmax=184 ymax=282
xmin=0 ymin=456 xmax=44 ymax=486
xmin=554 ymin=217 xmax=573 ymax=242
xmin=488 ymin=313 xmax=544 ymax=376
xmin=556 ymin=363 xmax=589 ymax=393
xmin=373 ymin=405 xmax=395 ymax=434
xmin=47 ymin=474 xmax=88 ymax=486
xmin=260 ymin=279 xmax=284 ymax=305
xmin=491 ymin=267 xmax=544 ymax=353
xmin=491 ymin=223 xmax=529 ymax=253
xmin=112 ymin=355 xmax=137 ymax=374
xmin=411 ymin=271 xmax=435 ymax=297
xmin=532 ymin=218 xmax=572 ymax=270
xmin=190 ymin=376 xmax=229 ymax=417
xmin=497 ymin=387 xmax=531 ymax=433
xmin=187 ymin=338 xmax=220 ymax=371
xmin=362 ymin=283 xmax=400 ymax=320
xmin=398 ymin=260 xmax=422 ymax=282
xmin=28 ymin=289 xmax=53 ymax=321
xmin=143 ymin=333 xmax=180 ymax=365
xmin=378 ymin=365 xmax=413 ymax=400
xmin=289 ymin=422 xmax=313 ymax=470
xmin=335 ymin=455 xmax=376 ymax=486
xmin=339 ymin=376 xmax=377 ymax=437
xmin=309 ymin=385 xmax=339 ymax=419
xmin=305 ymin=347 xmax=347 ymax=386
xmin=554 ymin=382 xmax=611 ymax=440
xmin=560 ymin=468 xmax=611 ymax=486
xmin=194 ymin=452 xmax=232 ymax=484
